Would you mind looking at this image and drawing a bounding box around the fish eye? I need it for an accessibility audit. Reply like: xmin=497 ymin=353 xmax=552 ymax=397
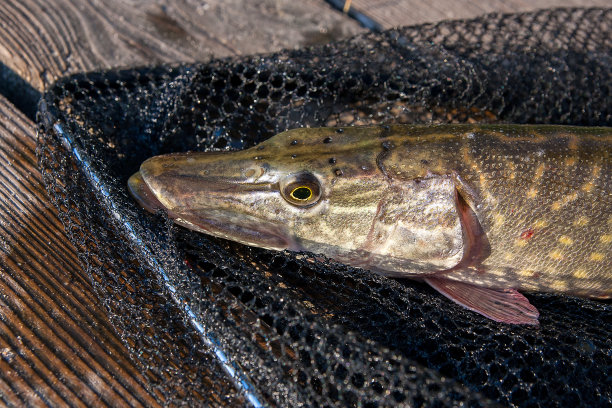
xmin=280 ymin=172 xmax=322 ymax=207
xmin=290 ymin=186 xmax=312 ymax=201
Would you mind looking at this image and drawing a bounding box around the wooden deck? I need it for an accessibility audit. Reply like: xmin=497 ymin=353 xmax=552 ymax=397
xmin=0 ymin=1 xmax=606 ymax=405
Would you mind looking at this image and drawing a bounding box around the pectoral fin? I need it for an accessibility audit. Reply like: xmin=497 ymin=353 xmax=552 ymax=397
xmin=424 ymin=277 xmax=539 ymax=325
xmin=453 ymin=186 xmax=490 ymax=270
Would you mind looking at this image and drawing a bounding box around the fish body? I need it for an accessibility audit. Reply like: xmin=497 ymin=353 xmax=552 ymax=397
xmin=129 ymin=125 xmax=612 ymax=324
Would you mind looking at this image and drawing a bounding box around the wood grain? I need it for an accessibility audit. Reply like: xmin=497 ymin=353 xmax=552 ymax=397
xmin=0 ymin=0 xmax=363 ymax=92
xmin=0 ymin=94 xmax=159 ymax=407
xmin=347 ymin=0 xmax=611 ymax=28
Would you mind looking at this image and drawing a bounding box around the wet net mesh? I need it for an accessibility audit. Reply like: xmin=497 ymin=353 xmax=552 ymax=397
xmin=37 ymin=7 xmax=611 ymax=407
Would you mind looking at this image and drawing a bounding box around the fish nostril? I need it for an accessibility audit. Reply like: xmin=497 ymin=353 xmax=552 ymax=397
xmin=244 ymin=166 xmax=265 ymax=179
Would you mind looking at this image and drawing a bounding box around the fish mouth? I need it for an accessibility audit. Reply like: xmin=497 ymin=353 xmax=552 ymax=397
xmin=128 ymin=170 xmax=295 ymax=251
xmin=128 ymin=171 xmax=168 ymax=213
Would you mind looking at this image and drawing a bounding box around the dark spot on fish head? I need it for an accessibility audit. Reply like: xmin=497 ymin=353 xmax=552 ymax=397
xmin=361 ymin=165 xmax=369 ymax=172
xmin=254 ymin=156 xmax=263 ymax=160
xmin=336 ymin=128 xmax=344 ymax=133
xmin=329 ymin=157 xmax=336 ymax=164
xmin=290 ymin=140 xmax=298 ymax=146
xmin=334 ymin=168 xmax=344 ymax=176
xmin=323 ymin=137 xmax=332 ymax=143
xmin=414 ymin=178 xmax=421 ymax=184
xmin=420 ymin=159 xmax=430 ymax=165
xmin=291 ymin=154 xmax=297 ymax=159
xmin=257 ymin=145 xmax=265 ymax=151
xmin=381 ymin=141 xmax=394 ymax=150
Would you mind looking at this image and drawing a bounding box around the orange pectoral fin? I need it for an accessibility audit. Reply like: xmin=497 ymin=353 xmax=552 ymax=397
xmin=424 ymin=277 xmax=540 ymax=325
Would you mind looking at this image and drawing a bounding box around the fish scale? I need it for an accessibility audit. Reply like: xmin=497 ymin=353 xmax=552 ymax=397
xmin=129 ymin=124 xmax=611 ymax=324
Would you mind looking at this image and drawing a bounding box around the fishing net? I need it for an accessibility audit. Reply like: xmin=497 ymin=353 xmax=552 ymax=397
xmin=37 ymin=7 xmax=611 ymax=407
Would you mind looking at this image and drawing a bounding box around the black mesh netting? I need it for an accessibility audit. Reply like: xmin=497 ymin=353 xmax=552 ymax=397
xmin=36 ymin=7 xmax=611 ymax=407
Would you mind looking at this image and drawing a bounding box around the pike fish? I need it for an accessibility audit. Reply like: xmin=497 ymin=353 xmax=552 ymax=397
xmin=129 ymin=125 xmax=612 ymax=324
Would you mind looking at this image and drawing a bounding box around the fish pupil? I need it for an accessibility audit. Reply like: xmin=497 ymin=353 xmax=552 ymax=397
xmin=291 ymin=186 xmax=312 ymax=200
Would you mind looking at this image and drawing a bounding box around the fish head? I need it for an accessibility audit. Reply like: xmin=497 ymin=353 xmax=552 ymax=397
xmin=129 ymin=127 xmax=391 ymax=253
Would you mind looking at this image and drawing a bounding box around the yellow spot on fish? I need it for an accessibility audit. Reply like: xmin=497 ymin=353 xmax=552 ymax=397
xmin=568 ymin=135 xmax=579 ymax=151
xmin=551 ymin=280 xmax=568 ymax=291
xmin=519 ymin=269 xmax=535 ymax=277
xmin=534 ymin=219 xmax=548 ymax=228
xmin=591 ymin=164 xmax=601 ymax=178
xmin=600 ymin=235 xmax=612 ymax=244
xmin=558 ymin=235 xmax=573 ymax=246
xmin=573 ymin=268 xmax=588 ymax=279
xmin=479 ymin=173 xmax=488 ymax=189
xmin=527 ymin=187 xmax=538 ymax=199
xmin=493 ymin=213 xmax=505 ymax=229
xmin=564 ymin=156 xmax=577 ymax=166
xmin=504 ymin=252 xmax=515 ymax=262
xmin=582 ymin=182 xmax=595 ymax=192
xmin=574 ymin=215 xmax=590 ymax=227
xmin=506 ymin=161 xmax=516 ymax=180
xmin=461 ymin=145 xmax=475 ymax=168
xmin=590 ymin=252 xmax=605 ymax=262
xmin=515 ymin=239 xmax=528 ymax=248
xmin=549 ymin=249 xmax=564 ymax=260
xmin=551 ymin=192 xmax=578 ymax=211
xmin=534 ymin=163 xmax=546 ymax=180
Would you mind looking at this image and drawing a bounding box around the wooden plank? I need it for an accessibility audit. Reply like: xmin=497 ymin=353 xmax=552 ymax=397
xmin=0 ymin=94 xmax=160 ymax=407
xmin=346 ymin=0 xmax=611 ymax=28
xmin=0 ymin=0 xmax=363 ymax=92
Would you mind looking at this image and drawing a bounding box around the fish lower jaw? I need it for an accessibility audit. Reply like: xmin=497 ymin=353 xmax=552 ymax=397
xmin=172 ymin=215 xmax=293 ymax=252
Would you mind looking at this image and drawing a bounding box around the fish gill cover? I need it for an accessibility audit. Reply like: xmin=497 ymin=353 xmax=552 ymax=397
xmin=37 ymin=8 xmax=610 ymax=407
